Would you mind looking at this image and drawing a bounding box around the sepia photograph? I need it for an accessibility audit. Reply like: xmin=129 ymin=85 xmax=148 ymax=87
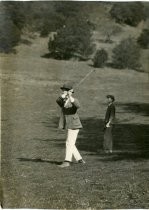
xmin=1 ymin=1 xmax=149 ymax=209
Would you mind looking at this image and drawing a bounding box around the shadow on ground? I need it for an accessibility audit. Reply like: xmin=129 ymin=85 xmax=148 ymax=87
xmin=76 ymin=116 xmax=149 ymax=160
xmin=118 ymin=102 xmax=149 ymax=116
xmin=25 ymin=102 xmax=149 ymax=162
xmin=17 ymin=158 xmax=62 ymax=165
xmin=20 ymin=39 xmax=32 ymax=46
xmin=39 ymin=116 xmax=149 ymax=161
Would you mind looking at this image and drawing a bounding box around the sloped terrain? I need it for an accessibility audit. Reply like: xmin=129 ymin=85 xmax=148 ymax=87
xmin=1 ymin=27 xmax=149 ymax=209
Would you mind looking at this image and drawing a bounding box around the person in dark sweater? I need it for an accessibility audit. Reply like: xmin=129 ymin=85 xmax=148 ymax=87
xmin=103 ymin=95 xmax=116 ymax=154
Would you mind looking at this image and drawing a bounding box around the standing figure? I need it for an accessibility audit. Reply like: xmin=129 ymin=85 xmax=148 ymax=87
xmin=103 ymin=95 xmax=116 ymax=154
xmin=56 ymin=84 xmax=85 ymax=168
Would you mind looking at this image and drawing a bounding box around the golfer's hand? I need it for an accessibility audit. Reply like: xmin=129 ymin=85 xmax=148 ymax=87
xmin=61 ymin=92 xmax=67 ymax=99
xmin=68 ymin=90 xmax=74 ymax=102
xmin=106 ymin=123 xmax=110 ymax=128
xmin=69 ymin=96 xmax=74 ymax=103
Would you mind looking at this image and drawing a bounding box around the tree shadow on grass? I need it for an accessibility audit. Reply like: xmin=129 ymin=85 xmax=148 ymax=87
xmin=17 ymin=158 xmax=62 ymax=165
xmin=78 ymin=118 xmax=104 ymax=152
xmin=41 ymin=53 xmax=52 ymax=59
xmin=77 ymin=117 xmax=149 ymax=160
xmin=20 ymin=39 xmax=32 ymax=46
xmin=106 ymin=62 xmax=144 ymax=72
xmin=117 ymin=102 xmax=149 ymax=116
xmin=100 ymin=151 xmax=149 ymax=162
xmin=37 ymin=102 xmax=149 ymax=161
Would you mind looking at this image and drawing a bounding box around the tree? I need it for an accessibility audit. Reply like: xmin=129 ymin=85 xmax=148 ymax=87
xmin=93 ymin=49 xmax=108 ymax=68
xmin=48 ymin=17 xmax=94 ymax=60
xmin=112 ymin=37 xmax=141 ymax=69
xmin=2 ymin=2 xmax=26 ymax=30
xmin=54 ymin=1 xmax=84 ymax=18
xmin=0 ymin=2 xmax=26 ymax=52
xmin=0 ymin=15 xmax=21 ymax=53
xmin=110 ymin=2 xmax=146 ymax=27
xmin=40 ymin=2 xmax=89 ymax=37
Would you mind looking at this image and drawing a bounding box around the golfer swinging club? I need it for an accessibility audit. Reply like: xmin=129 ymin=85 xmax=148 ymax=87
xmin=56 ymin=83 xmax=85 ymax=168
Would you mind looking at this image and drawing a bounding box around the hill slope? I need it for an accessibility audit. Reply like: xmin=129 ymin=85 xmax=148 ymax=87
xmin=1 ymin=33 xmax=149 ymax=208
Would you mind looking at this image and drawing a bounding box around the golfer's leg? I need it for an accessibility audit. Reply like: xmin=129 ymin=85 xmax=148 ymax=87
xmin=71 ymin=129 xmax=82 ymax=161
xmin=65 ymin=129 xmax=76 ymax=162
xmin=73 ymin=146 xmax=82 ymax=161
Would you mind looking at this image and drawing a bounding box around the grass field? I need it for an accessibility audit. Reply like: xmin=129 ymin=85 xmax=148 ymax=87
xmin=1 ymin=33 xmax=149 ymax=209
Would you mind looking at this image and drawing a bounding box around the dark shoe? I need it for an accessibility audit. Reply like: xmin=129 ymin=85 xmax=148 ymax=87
xmin=58 ymin=162 xmax=70 ymax=168
xmin=78 ymin=159 xmax=86 ymax=164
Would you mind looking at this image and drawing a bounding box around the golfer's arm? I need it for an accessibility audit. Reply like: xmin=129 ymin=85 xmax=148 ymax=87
xmin=56 ymin=97 xmax=64 ymax=107
xmin=72 ymin=99 xmax=80 ymax=108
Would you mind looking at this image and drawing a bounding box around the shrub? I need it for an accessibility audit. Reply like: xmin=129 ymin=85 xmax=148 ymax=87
xmin=93 ymin=49 xmax=108 ymax=68
xmin=137 ymin=29 xmax=149 ymax=49
xmin=48 ymin=17 xmax=94 ymax=60
xmin=110 ymin=2 xmax=146 ymax=27
xmin=112 ymin=37 xmax=141 ymax=69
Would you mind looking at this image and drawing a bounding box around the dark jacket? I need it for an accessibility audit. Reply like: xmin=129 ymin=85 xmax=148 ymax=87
xmin=104 ymin=103 xmax=116 ymax=125
xmin=56 ymin=96 xmax=83 ymax=129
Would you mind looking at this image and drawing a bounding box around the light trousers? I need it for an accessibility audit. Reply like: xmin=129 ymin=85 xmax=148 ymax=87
xmin=65 ymin=129 xmax=82 ymax=162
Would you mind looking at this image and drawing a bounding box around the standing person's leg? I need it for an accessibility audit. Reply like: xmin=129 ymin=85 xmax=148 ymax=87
xmin=103 ymin=127 xmax=113 ymax=153
xmin=103 ymin=128 xmax=108 ymax=152
xmin=108 ymin=126 xmax=113 ymax=153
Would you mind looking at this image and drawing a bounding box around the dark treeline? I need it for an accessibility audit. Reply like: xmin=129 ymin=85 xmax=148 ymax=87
xmin=0 ymin=2 xmax=148 ymax=56
xmin=0 ymin=1 xmax=87 ymax=52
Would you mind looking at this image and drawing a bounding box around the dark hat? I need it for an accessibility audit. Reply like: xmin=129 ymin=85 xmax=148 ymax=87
xmin=107 ymin=95 xmax=115 ymax=101
xmin=60 ymin=83 xmax=74 ymax=92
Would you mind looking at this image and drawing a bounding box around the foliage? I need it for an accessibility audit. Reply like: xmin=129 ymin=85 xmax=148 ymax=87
xmin=1 ymin=2 xmax=27 ymax=30
xmin=48 ymin=17 xmax=94 ymax=60
xmin=137 ymin=29 xmax=149 ymax=49
xmin=110 ymin=2 xmax=146 ymax=27
xmin=38 ymin=2 xmax=87 ymax=37
xmin=112 ymin=37 xmax=141 ymax=69
xmin=40 ymin=14 xmax=65 ymax=37
xmin=0 ymin=17 xmax=21 ymax=53
xmin=0 ymin=2 xmax=25 ymax=52
xmin=54 ymin=1 xmax=84 ymax=18
xmin=93 ymin=49 xmax=108 ymax=67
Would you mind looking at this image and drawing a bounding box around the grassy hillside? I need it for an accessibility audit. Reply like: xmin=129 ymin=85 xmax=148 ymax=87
xmin=1 ymin=1 xmax=149 ymax=208
xmin=1 ymin=31 xmax=149 ymax=208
